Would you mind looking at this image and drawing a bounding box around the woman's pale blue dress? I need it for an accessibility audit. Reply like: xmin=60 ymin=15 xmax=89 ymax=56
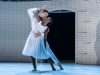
xmin=22 ymin=8 xmax=60 ymax=65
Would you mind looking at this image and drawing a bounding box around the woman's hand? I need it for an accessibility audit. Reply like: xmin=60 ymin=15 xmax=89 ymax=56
xmin=35 ymin=31 xmax=41 ymax=38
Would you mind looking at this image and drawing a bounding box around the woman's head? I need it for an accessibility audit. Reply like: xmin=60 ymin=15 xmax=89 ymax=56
xmin=38 ymin=9 xmax=49 ymax=19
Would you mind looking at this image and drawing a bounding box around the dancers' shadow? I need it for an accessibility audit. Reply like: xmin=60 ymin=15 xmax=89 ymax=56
xmin=16 ymin=69 xmax=67 ymax=75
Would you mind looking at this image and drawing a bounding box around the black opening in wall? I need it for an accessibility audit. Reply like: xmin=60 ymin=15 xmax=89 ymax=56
xmin=48 ymin=10 xmax=75 ymax=61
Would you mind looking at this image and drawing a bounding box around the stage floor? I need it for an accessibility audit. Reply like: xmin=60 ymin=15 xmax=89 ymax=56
xmin=0 ymin=62 xmax=100 ymax=75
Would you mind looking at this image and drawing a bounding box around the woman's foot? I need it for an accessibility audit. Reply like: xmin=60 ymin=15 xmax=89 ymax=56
xmin=32 ymin=69 xmax=37 ymax=72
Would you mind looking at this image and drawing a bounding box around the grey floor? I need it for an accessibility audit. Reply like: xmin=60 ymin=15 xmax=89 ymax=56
xmin=0 ymin=62 xmax=100 ymax=75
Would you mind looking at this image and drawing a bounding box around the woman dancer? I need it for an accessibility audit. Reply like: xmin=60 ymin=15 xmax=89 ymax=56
xmin=22 ymin=7 xmax=63 ymax=71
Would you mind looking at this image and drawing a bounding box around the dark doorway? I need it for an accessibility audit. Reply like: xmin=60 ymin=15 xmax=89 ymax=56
xmin=47 ymin=10 xmax=75 ymax=61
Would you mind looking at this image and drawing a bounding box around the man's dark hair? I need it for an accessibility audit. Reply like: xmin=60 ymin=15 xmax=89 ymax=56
xmin=43 ymin=9 xmax=49 ymax=14
xmin=41 ymin=9 xmax=49 ymax=16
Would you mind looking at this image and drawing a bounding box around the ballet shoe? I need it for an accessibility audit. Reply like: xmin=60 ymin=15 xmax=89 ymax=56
xmin=57 ymin=63 xmax=64 ymax=70
xmin=32 ymin=69 xmax=37 ymax=72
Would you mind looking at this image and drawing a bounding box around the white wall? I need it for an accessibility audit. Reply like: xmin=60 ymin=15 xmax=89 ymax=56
xmin=0 ymin=0 xmax=100 ymax=64
xmin=67 ymin=0 xmax=100 ymax=64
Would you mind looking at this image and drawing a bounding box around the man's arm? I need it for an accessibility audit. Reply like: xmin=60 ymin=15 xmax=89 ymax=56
xmin=44 ymin=28 xmax=49 ymax=40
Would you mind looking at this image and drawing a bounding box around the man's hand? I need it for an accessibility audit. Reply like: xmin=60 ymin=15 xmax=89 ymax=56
xmin=35 ymin=31 xmax=41 ymax=38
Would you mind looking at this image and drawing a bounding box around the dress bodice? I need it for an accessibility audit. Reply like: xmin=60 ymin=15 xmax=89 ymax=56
xmin=34 ymin=21 xmax=47 ymax=33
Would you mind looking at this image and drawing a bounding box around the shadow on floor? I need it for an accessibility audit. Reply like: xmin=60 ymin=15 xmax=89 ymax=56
xmin=16 ymin=70 xmax=67 ymax=75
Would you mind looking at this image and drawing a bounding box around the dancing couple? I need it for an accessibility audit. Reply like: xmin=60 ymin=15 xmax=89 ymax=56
xmin=22 ymin=7 xmax=63 ymax=71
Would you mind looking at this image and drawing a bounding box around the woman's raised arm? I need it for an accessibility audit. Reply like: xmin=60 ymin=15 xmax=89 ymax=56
xmin=27 ymin=8 xmax=40 ymax=19
xmin=27 ymin=7 xmax=40 ymax=30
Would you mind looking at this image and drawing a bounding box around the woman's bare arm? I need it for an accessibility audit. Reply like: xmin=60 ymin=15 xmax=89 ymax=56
xmin=27 ymin=8 xmax=40 ymax=19
xmin=27 ymin=8 xmax=40 ymax=30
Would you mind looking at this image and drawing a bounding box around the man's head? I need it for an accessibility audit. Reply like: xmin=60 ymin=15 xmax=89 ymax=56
xmin=43 ymin=17 xmax=53 ymax=26
xmin=38 ymin=9 xmax=49 ymax=19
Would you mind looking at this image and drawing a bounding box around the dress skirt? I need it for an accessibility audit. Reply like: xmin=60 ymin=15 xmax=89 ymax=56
xmin=22 ymin=30 xmax=51 ymax=59
xmin=22 ymin=30 xmax=60 ymax=65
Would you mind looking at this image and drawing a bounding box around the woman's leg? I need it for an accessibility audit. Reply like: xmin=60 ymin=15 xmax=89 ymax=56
xmin=47 ymin=57 xmax=56 ymax=71
xmin=31 ymin=56 xmax=37 ymax=71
